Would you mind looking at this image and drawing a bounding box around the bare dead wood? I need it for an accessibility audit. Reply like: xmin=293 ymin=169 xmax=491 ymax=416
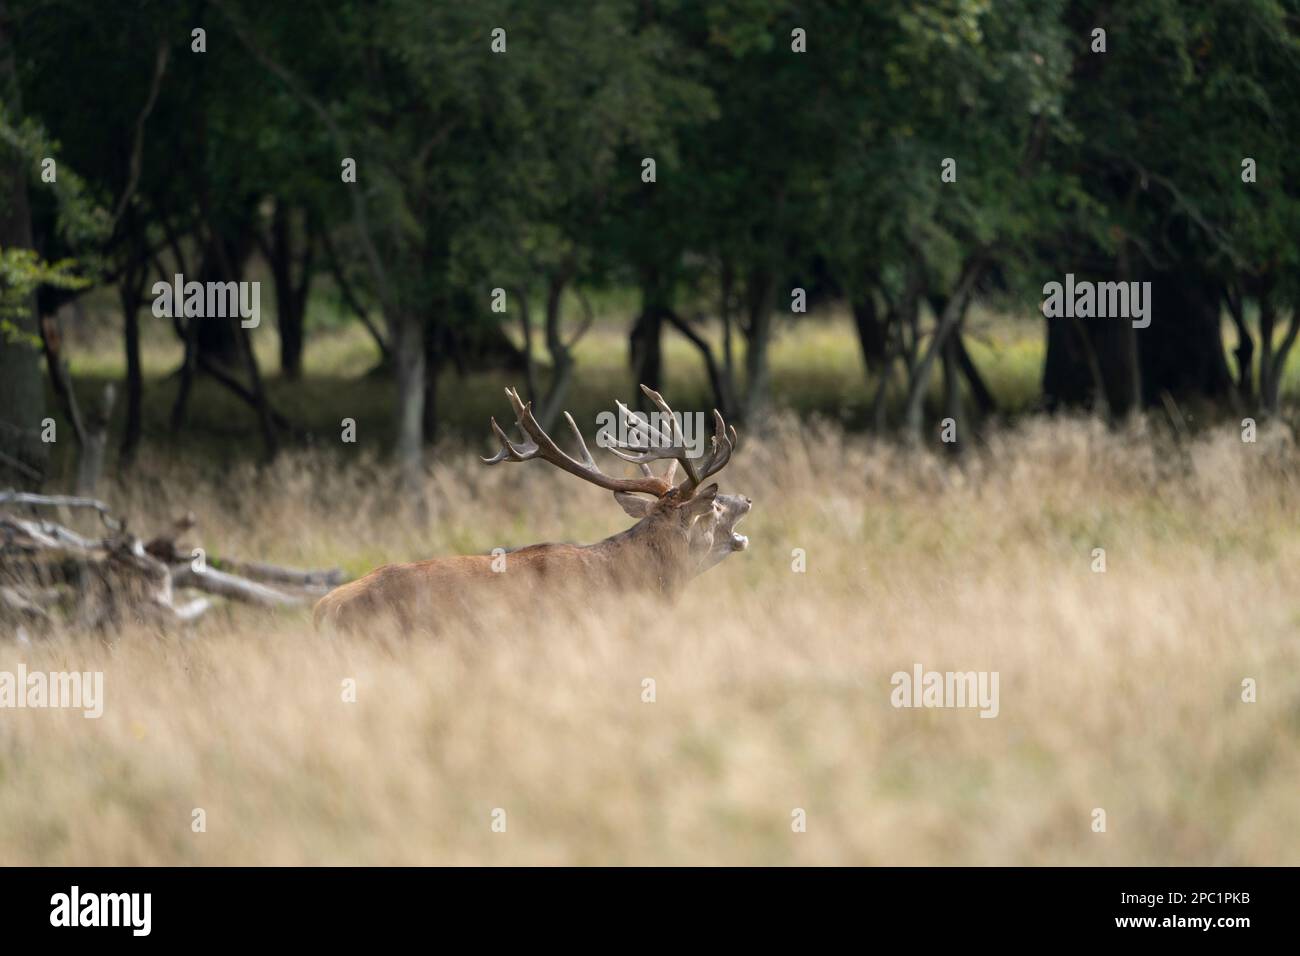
xmin=1 ymin=513 xmax=104 ymax=553
xmin=0 ymin=491 xmax=123 ymax=530
xmin=75 ymin=384 xmax=116 ymax=496
xmin=2 ymin=504 xmax=339 ymax=631
xmin=171 ymin=596 xmax=213 ymax=623
xmin=208 ymin=557 xmax=344 ymax=591
xmin=171 ymin=564 xmax=309 ymax=607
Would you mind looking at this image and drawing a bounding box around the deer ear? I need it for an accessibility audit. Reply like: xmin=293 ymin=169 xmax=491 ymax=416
xmin=614 ymin=491 xmax=655 ymax=518
xmin=683 ymin=483 xmax=719 ymax=517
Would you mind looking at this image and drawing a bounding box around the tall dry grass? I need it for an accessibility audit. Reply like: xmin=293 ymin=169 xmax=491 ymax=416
xmin=2 ymin=415 xmax=1298 ymax=864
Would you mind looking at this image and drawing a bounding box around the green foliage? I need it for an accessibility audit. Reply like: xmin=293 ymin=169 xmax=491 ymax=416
xmin=6 ymin=0 xmax=1300 ymax=445
xmin=0 ymin=115 xmax=108 ymax=253
xmin=0 ymin=247 xmax=88 ymax=346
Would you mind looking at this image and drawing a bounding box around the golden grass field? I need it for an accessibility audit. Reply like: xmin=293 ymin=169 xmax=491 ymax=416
xmin=3 ymin=403 xmax=1299 ymax=864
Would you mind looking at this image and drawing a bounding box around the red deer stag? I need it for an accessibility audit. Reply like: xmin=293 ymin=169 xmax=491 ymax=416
xmin=313 ymin=385 xmax=751 ymax=633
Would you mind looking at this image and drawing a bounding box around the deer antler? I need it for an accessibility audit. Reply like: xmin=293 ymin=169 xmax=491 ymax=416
xmin=484 ymin=386 xmax=739 ymax=499
xmin=606 ymin=385 xmax=738 ymax=494
xmin=694 ymin=407 xmax=739 ymax=486
xmin=483 ymin=388 xmax=672 ymax=496
xmin=607 ymin=394 xmax=701 ymax=486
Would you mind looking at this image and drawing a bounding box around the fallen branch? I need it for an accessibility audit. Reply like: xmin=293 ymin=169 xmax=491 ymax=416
xmin=1 ymin=503 xmax=342 ymax=632
xmin=171 ymin=596 xmax=213 ymax=623
xmin=172 ymin=564 xmax=309 ymax=608
xmin=209 ymin=557 xmax=344 ymax=592
xmin=1 ymin=513 xmax=104 ymax=555
xmin=0 ymin=491 xmax=123 ymax=530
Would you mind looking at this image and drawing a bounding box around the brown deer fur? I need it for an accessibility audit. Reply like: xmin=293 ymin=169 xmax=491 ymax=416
xmin=313 ymin=386 xmax=751 ymax=635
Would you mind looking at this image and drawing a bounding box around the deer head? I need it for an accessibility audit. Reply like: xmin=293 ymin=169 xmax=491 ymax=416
xmin=483 ymin=384 xmax=751 ymax=588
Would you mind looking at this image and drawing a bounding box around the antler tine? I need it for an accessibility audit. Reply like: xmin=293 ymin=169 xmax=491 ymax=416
xmin=613 ymin=400 xmax=674 ymax=451
xmin=482 ymin=388 xmax=545 ymax=463
xmin=481 ymin=415 xmax=539 ymax=464
xmin=636 ymin=458 xmax=678 ymax=486
xmin=638 ymin=385 xmax=703 ymax=485
xmin=506 ymin=387 xmax=576 ymax=463
xmin=608 ymin=402 xmax=671 ymax=457
xmin=691 ymin=408 xmax=737 ymax=486
xmin=562 ymin=411 xmax=598 ymax=468
xmin=483 ymin=387 xmax=669 ymax=497
xmin=702 ymin=416 xmax=733 ymax=481
xmin=607 ymin=400 xmax=704 ymax=488
xmin=639 ymin=385 xmax=689 ymax=447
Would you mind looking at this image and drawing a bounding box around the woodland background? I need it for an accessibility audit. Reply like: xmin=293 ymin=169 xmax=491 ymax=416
xmin=0 ymin=1 xmax=1298 ymax=866
xmin=3 ymin=0 xmax=1299 ymax=485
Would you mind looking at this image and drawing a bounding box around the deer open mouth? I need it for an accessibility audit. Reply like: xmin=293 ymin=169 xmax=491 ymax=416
xmin=729 ymin=513 xmax=749 ymax=551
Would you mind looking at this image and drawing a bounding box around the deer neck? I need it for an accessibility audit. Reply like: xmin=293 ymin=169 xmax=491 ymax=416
xmin=592 ymin=518 xmax=692 ymax=595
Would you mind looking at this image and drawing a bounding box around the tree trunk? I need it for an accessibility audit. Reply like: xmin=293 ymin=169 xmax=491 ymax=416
xmin=1268 ymin=310 xmax=1300 ymax=415
xmin=172 ymin=228 xmax=258 ymax=430
xmin=941 ymin=334 xmax=963 ymax=453
xmin=0 ymin=2 xmax=48 ymax=487
xmin=1259 ymin=285 xmax=1298 ymax=416
xmin=1044 ymin=265 xmax=1232 ymax=416
xmin=193 ymin=235 xmax=250 ymax=368
xmin=851 ymin=292 xmax=888 ymax=371
xmin=392 ymin=314 xmax=425 ymax=490
xmin=954 ymin=334 xmax=996 ymax=417
xmin=209 ymin=213 xmax=278 ymax=458
xmin=119 ymin=252 xmax=147 ymax=467
xmin=741 ymin=268 xmax=776 ymax=419
xmin=236 ymin=321 xmax=279 ymax=461
xmin=926 ymin=293 xmax=995 ymax=419
xmin=536 ymin=272 xmax=577 ymax=431
xmin=665 ymin=310 xmax=732 ymax=417
xmin=903 ymin=257 xmax=985 ymax=440
xmin=720 ymin=259 xmax=736 ymax=393
xmin=1138 ymin=268 xmax=1234 ymax=407
xmin=511 ymin=285 xmax=539 ymax=403
xmin=321 ymin=226 xmax=391 ymax=366
xmin=422 ymin=317 xmax=442 ymax=446
xmin=171 ymin=297 xmax=201 ymax=432
xmin=1224 ymin=283 xmax=1253 ymax=404
xmin=630 ymin=271 xmax=666 ymax=403
xmin=268 ymin=201 xmax=311 ymax=380
xmin=75 ymin=385 xmax=115 ymax=496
